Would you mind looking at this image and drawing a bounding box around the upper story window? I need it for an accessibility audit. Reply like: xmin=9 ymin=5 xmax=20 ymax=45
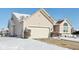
xmin=63 ymin=23 xmax=68 ymax=32
xmin=11 ymin=17 xmax=13 ymax=20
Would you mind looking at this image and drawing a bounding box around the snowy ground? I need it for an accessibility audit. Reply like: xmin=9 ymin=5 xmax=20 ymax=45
xmin=53 ymin=37 xmax=79 ymax=42
xmin=0 ymin=37 xmax=69 ymax=50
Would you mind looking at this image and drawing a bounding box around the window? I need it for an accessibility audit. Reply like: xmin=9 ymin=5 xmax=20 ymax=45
xmin=13 ymin=25 xmax=15 ymax=35
xmin=63 ymin=23 xmax=68 ymax=32
xmin=11 ymin=16 xmax=14 ymax=20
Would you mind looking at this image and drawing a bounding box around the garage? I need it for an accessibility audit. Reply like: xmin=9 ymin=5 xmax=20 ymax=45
xmin=28 ymin=26 xmax=50 ymax=38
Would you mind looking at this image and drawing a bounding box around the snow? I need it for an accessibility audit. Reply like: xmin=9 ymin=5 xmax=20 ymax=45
xmin=53 ymin=37 xmax=79 ymax=42
xmin=0 ymin=37 xmax=69 ymax=50
xmin=12 ymin=12 xmax=30 ymax=19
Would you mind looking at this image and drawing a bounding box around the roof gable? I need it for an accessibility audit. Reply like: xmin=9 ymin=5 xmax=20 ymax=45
xmin=12 ymin=12 xmax=30 ymax=21
xmin=56 ymin=20 xmax=64 ymax=24
xmin=56 ymin=18 xmax=72 ymax=26
xmin=37 ymin=9 xmax=56 ymax=25
xmin=56 ymin=20 xmax=72 ymax=26
xmin=12 ymin=12 xmax=30 ymax=18
xmin=65 ymin=20 xmax=72 ymax=26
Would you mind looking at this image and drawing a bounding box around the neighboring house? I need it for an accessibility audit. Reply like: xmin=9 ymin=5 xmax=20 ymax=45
xmin=0 ymin=28 xmax=9 ymax=37
xmin=8 ymin=9 xmax=55 ymax=38
xmin=53 ymin=19 xmax=72 ymax=37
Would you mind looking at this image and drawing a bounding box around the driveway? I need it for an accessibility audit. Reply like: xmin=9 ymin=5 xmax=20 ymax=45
xmin=37 ymin=38 xmax=79 ymax=50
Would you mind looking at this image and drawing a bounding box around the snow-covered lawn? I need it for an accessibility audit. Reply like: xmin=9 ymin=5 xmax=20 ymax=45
xmin=53 ymin=37 xmax=79 ymax=42
xmin=0 ymin=37 xmax=69 ymax=50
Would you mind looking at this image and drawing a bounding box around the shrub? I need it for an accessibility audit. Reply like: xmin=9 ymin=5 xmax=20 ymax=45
xmin=24 ymin=29 xmax=31 ymax=38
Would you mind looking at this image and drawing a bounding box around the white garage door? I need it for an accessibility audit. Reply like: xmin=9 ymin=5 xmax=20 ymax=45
xmin=28 ymin=27 xmax=49 ymax=38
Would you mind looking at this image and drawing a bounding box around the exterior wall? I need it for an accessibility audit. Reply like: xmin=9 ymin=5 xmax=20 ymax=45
xmin=52 ymin=25 xmax=61 ymax=36
xmin=52 ymin=20 xmax=72 ymax=37
xmin=23 ymin=10 xmax=54 ymax=38
xmin=14 ymin=20 xmax=23 ymax=37
xmin=9 ymin=16 xmax=24 ymax=37
xmin=8 ymin=16 xmax=15 ymax=36
xmin=59 ymin=20 xmax=71 ymax=36
xmin=24 ymin=10 xmax=54 ymax=32
xmin=53 ymin=25 xmax=60 ymax=33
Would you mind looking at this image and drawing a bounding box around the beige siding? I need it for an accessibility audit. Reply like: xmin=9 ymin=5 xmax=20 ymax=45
xmin=23 ymin=10 xmax=54 ymax=38
xmin=15 ymin=21 xmax=23 ymax=37
xmin=59 ymin=20 xmax=71 ymax=34
xmin=53 ymin=20 xmax=72 ymax=36
xmin=9 ymin=16 xmax=24 ymax=37
xmin=24 ymin=11 xmax=54 ymax=32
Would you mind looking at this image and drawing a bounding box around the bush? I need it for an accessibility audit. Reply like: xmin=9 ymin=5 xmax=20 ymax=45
xmin=72 ymin=31 xmax=79 ymax=35
xmin=24 ymin=29 xmax=31 ymax=38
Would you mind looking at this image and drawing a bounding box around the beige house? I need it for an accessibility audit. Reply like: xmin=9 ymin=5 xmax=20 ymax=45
xmin=8 ymin=9 xmax=55 ymax=38
xmin=8 ymin=9 xmax=72 ymax=38
xmin=53 ymin=19 xmax=72 ymax=37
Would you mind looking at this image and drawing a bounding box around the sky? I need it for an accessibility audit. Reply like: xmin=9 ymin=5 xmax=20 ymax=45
xmin=0 ymin=8 xmax=79 ymax=29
